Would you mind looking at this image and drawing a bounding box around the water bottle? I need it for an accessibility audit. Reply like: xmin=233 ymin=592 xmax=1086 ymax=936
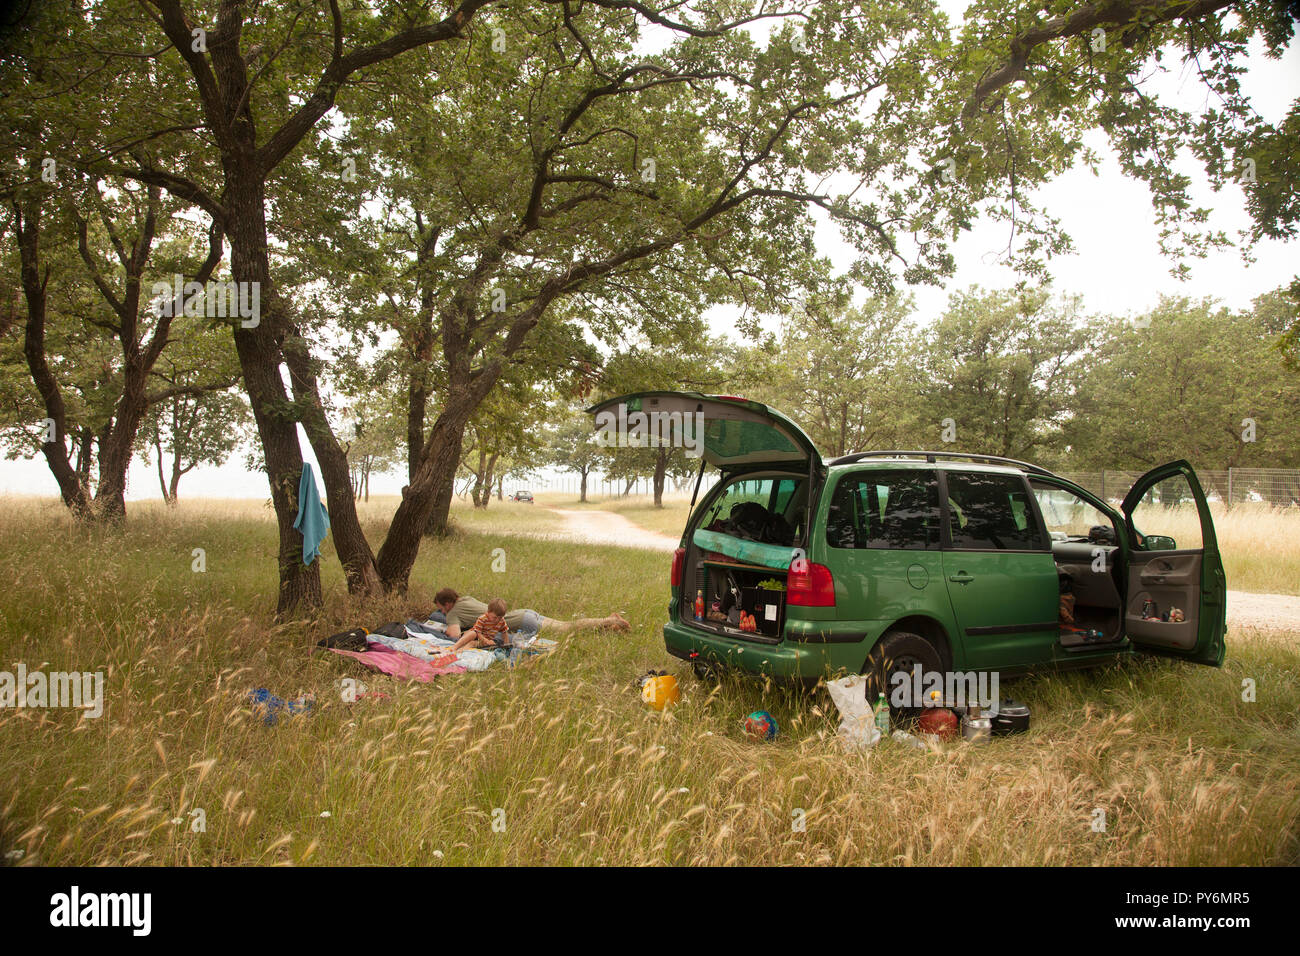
xmin=874 ymin=693 xmax=890 ymax=736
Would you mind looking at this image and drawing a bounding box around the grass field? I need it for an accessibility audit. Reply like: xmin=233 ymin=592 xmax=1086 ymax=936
xmin=0 ymin=495 xmax=1297 ymax=865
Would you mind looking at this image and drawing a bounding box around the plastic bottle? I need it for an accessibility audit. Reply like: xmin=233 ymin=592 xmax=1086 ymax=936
xmin=891 ymin=729 xmax=927 ymax=751
xmin=694 ymin=590 xmax=704 ymax=621
xmin=874 ymin=693 xmax=890 ymax=736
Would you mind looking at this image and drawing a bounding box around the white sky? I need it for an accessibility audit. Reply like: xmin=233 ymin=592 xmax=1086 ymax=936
xmin=2 ymin=7 xmax=1297 ymax=501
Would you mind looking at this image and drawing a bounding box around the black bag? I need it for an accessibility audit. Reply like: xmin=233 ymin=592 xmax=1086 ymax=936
xmin=317 ymin=627 xmax=370 ymax=651
xmin=725 ymin=502 xmax=769 ymax=540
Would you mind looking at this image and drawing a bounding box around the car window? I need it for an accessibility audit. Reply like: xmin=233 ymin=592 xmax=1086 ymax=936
xmin=826 ymin=469 xmax=940 ymax=550
xmin=944 ymin=471 xmax=1045 ymax=551
xmin=1129 ymin=473 xmax=1203 ymax=550
xmin=1030 ymin=481 xmax=1115 ymax=542
xmin=698 ymin=476 xmax=804 ymax=544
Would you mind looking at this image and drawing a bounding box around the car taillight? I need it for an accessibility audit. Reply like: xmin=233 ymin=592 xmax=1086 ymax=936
xmin=670 ymin=547 xmax=685 ymax=589
xmin=787 ymin=557 xmax=835 ymax=606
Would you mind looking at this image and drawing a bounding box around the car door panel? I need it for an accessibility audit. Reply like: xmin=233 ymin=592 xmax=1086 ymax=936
xmin=1125 ymin=550 xmax=1203 ymax=651
xmin=1121 ymin=460 xmax=1226 ymax=666
xmin=941 ymin=550 xmax=1059 ymax=669
xmin=940 ymin=470 xmax=1058 ymax=669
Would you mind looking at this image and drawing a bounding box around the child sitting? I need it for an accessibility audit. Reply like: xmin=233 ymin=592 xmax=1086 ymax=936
xmin=440 ymin=598 xmax=511 ymax=656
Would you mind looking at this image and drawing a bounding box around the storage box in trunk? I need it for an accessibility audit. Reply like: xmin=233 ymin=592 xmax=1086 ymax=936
xmin=739 ymin=586 xmax=785 ymax=638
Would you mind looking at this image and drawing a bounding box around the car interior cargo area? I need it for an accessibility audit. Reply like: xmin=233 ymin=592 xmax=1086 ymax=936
xmin=681 ymin=473 xmax=808 ymax=643
xmin=689 ymin=556 xmax=788 ymax=641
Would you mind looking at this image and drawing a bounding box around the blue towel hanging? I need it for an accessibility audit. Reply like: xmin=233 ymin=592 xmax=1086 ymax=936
xmin=293 ymin=462 xmax=331 ymax=565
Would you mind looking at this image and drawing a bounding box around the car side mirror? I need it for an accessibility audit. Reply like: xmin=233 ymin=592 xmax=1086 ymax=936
xmin=1143 ymin=534 xmax=1177 ymax=551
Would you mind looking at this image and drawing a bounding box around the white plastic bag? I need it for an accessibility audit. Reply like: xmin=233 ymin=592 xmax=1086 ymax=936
xmin=826 ymin=675 xmax=881 ymax=752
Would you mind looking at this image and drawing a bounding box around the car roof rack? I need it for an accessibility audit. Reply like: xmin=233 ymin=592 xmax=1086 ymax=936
xmin=828 ymin=450 xmax=1057 ymax=478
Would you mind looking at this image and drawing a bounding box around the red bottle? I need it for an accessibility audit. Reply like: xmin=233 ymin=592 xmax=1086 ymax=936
xmin=694 ymin=590 xmax=704 ymax=620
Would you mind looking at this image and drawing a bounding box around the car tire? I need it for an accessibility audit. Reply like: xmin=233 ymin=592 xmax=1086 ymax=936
xmin=863 ymin=630 xmax=945 ymax=720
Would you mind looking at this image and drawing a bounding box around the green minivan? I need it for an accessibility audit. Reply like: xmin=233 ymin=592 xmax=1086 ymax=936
xmin=589 ymin=392 xmax=1227 ymax=691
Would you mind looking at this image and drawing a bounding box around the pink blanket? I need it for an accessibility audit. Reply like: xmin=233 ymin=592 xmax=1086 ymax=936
xmin=329 ymin=640 xmax=467 ymax=682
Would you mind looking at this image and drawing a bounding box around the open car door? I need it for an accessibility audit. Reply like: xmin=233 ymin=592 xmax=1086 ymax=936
xmin=1121 ymin=460 xmax=1227 ymax=666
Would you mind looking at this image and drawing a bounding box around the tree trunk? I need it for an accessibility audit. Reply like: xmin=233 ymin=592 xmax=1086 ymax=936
xmin=168 ymin=460 xmax=182 ymax=503
xmin=12 ymin=199 xmax=91 ymax=517
xmin=75 ymin=428 xmax=93 ymax=492
xmin=94 ymin=383 xmax=150 ymax=523
xmin=378 ymin=408 xmax=471 ymax=590
xmin=406 ymin=254 xmax=437 ymax=482
xmin=654 ymin=445 xmax=667 ymax=507
xmin=580 ymin=468 xmax=588 ymax=502
xmin=155 ymin=438 xmax=171 ymax=503
xmin=480 ymin=451 xmax=499 ymax=509
xmin=281 ymin=325 xmax=383 ymax=596
xmin=471 ymin=444 xmax=488 ymax=508
xmin=224 ymin=177 xmax=322 ymax=616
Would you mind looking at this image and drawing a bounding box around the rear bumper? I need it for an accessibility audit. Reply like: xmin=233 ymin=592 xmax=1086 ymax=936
xmin=664 ymin=619 xmax=873 ymax=679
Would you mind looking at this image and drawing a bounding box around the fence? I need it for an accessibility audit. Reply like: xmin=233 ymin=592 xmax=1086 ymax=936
xmin=526 ymin=467 xmax=1300 ymax=507
xmin=506 ymin=472 xmax=720 ymax=500
xmin=1056 ymin=468 xmax=1300 ymax=507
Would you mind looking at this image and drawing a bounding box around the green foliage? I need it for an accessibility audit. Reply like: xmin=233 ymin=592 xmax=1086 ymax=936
xmin=748 ymin=296 xmax=917 ymax=458
xmin=754 ymin=287 xmax=1093 ymax=461
xmin=912 ymin=287 xmax=1092 ymax=459
xmin=1065 ymin=295 xmax=1300 ymax=470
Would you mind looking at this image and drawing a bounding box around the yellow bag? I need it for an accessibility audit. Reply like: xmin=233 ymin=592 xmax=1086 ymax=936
xmin=640 ymin=674 xmax=681 ymax=711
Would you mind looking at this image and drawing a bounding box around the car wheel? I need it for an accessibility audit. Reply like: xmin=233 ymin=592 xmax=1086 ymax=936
xmin=863 ymin=630 xmax=945 ymax=721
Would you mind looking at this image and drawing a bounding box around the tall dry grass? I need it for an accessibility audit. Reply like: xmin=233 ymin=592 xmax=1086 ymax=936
xmin=0 ymin=495 xmax=1297 ymax=865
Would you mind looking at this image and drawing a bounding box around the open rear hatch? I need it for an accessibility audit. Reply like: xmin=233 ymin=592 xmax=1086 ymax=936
xmin=588 ymin=392 xmax=824 ymax=646
xmin=586 ymin=391 xmax=820 ymax=471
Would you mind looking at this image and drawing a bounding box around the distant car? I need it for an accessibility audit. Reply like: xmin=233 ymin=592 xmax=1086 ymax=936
xmin=514 ymin=490 xmax=534 ymax=503
xmin=587 ymin=391 xmax=1228 ymax=697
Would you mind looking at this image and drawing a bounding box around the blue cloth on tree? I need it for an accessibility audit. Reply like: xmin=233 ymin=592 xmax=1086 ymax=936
xmin=293 ymin=463 xmax=331 ymax=565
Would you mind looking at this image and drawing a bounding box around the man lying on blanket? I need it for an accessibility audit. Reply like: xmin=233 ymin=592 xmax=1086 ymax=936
xmin=431 ymin=588 xmax=629 ymax=640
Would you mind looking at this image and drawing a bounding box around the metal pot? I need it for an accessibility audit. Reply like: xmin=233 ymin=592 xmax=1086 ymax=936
xmin=962 ymin=712 xmax=992 ymax=743
xmin=991 ymin=701 xmax=1031 ymax=736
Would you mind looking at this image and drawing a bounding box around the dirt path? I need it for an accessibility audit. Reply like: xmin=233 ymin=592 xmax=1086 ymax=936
xmin=1225 ymin=590 xmax=1300 ymax=632
xmin=542 ymin=508 xmax=1299 ymax=633
xmin=545 ymin=508 xmax=681 ymax=551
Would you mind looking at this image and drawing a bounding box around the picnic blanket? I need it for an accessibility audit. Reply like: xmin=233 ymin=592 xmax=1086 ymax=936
xmin=326 ymin=618 xmax=558 ymax=681
xmin=330 ymin=640 xmax=468 ymax=682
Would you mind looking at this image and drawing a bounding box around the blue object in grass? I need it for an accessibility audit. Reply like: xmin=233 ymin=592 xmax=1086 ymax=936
xmin=293 ymin=462 xmax=331 ymax=565
xmin=248 ymin=688 xmax=313 ymax=726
